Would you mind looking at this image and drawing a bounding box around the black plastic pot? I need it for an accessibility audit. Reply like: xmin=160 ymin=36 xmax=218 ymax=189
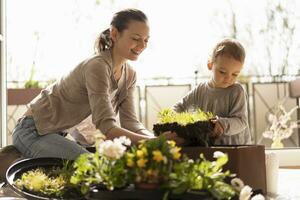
xmin=87 ymin=184 xmax=214 ymax=200
xmin=6 ymin=157 xmax=83 ymax=200
xmin=153 ymin=121 xmax=215 ymax=146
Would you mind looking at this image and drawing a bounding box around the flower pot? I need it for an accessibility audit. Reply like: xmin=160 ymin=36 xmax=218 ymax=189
xmin=135 ymin=182 xmax=160 ymax=190
xmin=153 ymin=121 xmax=215 ymax=146
xmin=8 ymin=88 xmax=42 ymax=105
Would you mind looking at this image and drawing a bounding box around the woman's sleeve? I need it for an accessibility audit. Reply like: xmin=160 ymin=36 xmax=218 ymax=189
xmin=118 ymin=72 xmax=146 ymax=132
xmin=218 ymin=86 xmax=249 ymax=135
xmin=84 ymin=59 xmax=118 ymax=134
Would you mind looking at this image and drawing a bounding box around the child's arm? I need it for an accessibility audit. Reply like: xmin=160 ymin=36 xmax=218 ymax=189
xmin=173 ymin=87 xmax=198 ymax=112
xmin=217 ymin=86 xmax=249 ymax=136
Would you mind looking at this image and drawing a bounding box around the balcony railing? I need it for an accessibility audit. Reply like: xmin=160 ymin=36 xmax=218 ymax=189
xmin=6 ymin=76 xmax=300 ymax=147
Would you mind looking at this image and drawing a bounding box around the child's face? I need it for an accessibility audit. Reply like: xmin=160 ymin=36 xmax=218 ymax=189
xmin=111 ymin=20 xmax=150 ymax=61
xmin=208 ymin=55 xmax=243 ymax=88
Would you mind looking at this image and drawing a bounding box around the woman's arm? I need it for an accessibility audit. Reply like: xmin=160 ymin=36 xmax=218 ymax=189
xmin=85 ymin=59 xmax=119 ymax=134
xmin=119 ymin=71 xmax=154 ymax=137
xmin=106 ymin=126 xmax=154 ymax=144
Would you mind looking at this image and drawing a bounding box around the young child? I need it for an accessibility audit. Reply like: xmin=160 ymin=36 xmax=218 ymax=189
xmin=172 ymin=38 xmax=252 ymax=145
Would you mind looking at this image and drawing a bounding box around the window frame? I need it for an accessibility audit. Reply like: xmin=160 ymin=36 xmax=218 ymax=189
xmin=1 ymin=0 xmax=7 ymax=147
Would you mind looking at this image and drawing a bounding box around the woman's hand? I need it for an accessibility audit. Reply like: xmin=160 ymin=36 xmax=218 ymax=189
xmin=161 ymin=131 xmax=185 ymax=146
xmin=138 ymin=129 xmax=156 ymax=137
xmin=107 ymin=127 xmax=156 ymax=145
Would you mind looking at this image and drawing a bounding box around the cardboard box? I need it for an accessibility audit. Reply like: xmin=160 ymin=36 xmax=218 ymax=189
xmin=182 ymin=145 xmax=267 ymax=194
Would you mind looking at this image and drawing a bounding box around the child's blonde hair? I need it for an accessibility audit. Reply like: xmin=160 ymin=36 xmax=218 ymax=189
xmin=210 ymin=38 xmax=245 ymax=63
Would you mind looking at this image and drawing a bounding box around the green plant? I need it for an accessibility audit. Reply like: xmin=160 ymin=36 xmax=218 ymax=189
xmin=24 ymin=64 xmax=41 ymax=88
xmin=157 ymin=108 xmax=214 ymax=125
xmin=167 ymin=152 xmax=235 ymax=200
xmin=153 ymin=109 xmax=215 ymax=146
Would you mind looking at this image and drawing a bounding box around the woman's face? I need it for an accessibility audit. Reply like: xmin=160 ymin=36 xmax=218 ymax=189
xmin=208 ymin=55 xmax=243 ymax=88
xmin=112 ymin=20 xmax=150 ymax=61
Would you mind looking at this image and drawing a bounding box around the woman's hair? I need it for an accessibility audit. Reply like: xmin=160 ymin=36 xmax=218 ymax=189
xmin=210 ymin=38 xmax=246 ymax=63
xmin=95 ymin=8 xmax=148 ymax=53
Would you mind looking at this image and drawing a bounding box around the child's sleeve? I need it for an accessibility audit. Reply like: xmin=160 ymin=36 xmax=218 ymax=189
xmin=172 ymin=87 xmax=198 ymax=112
xmin=218 ymin=86 xmax=249 ymax=136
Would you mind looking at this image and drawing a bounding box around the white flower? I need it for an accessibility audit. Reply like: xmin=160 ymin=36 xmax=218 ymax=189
xmin=268 ymin=114 xmax=276 ymax=122
xmin=231 ymin=177 xmax=245 ymax=192
xmin=98 ymin=138 xmax=127 ymax=159
xmin=251 ymin=194 xmax=265 ymax=200
xmin=239 ymin=185 xmax=253 ymax=200
xmin=290 ymin=121 xmax=298 ymax=129
xmin=263 ymin=104 xmax=299 ymax=141
xmin=115 ymin=136 xmax=131 ymax=146
xmin=262 ymin=130 xmax=273 ymax=139
xmin=213 ymin=151 xmax=225 ymax=159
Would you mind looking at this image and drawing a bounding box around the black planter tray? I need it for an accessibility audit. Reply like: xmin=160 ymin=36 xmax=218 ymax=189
xmin=153 ymin=121 xmax=215 ymax=146
xmin=87 ymin=185 xmax=214 ymax=200
xmin=6 ymin=157 xmax=83 ymax=200
xmin=5 ymin=158 xmax=218 ymax=200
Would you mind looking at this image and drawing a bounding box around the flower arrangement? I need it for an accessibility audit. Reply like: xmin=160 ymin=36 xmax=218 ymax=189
xmin=153 ymin=108 xmax=215 ymax=146
xmin=70 ymin=135 xmax=239 ymax=199
xmin=125 ymin=137 xmax=182 ymax=187
xmin=14 ymin=135 xmax=266 ymax=200
xmin=70 ymin=136 xmax=131 ymax=193
xmin=262 ymin=103 xmax=299 ymax=148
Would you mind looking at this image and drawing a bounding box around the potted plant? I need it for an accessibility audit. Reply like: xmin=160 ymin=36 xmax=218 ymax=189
xmin=70 ymin=136 xmax=131 ymax=193
xmin=153 ymin=108 xmax=215 ymax=146
xmin=125 ymin=136 xmax=182 ymax=189
xmin=7 ymin=65 xmax=42 ymax=106
xmin=11 ymin=136 xmax=265 ymax=200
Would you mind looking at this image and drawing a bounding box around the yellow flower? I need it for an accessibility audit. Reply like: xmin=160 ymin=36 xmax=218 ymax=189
xmin=147 ymin=169 xmax=153 ymax=176
xmin=172 ymin=152 xmax=181 ymax=160
xmin=138 ymin=140 xmax=146 ymax=148
xmin=126 ymin=152 xmax=135 ymax=158
xmin=141 ymin=147 xmax=148 ymax=156
xmin=126 ymin=158 xmax=135 ymax=167
xmin=171 ymin=147 xmax=181 ymax=160
xmin=152 ymin=150 xmax=164 ymax=162
xmin=136 ymin=150 xmax=144 ymax=158
xmin=137 ymin=158 xmax=148 ymax=168
xmin=167 ymin=140 xmax=176 ymax=147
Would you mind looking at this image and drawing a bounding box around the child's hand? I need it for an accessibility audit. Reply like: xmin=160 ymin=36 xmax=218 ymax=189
xmin=161 ymin=131 xmax=185 ymax=146
xmin=210 ymin=119 xmax=224 ymax=138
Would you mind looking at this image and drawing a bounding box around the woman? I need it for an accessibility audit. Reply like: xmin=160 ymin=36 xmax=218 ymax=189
xmin=12 ymin=8 xmax=154 ymax=160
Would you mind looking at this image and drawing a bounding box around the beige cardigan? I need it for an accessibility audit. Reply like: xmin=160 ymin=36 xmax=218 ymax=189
xmin=29 ymin=50 xmax=145 ymax=135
